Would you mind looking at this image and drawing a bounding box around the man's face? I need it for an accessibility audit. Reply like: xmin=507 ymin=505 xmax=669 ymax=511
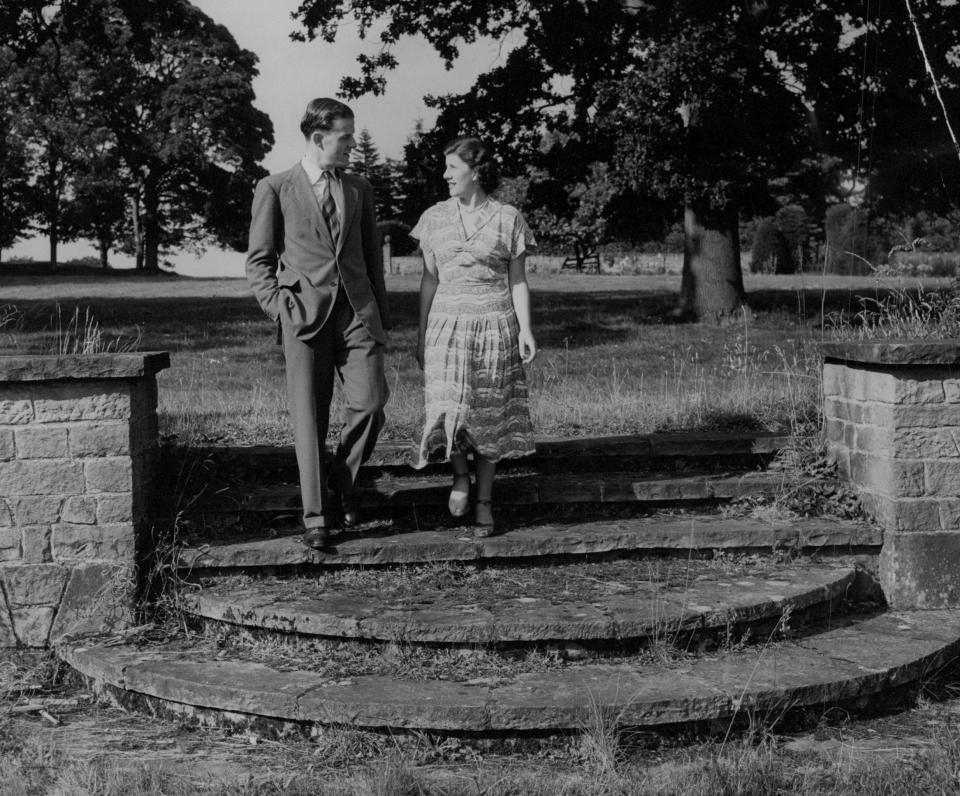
xmin=315 ymin=116 xmax=355 ymax=169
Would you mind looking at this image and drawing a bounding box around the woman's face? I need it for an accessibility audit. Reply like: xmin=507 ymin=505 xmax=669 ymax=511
xmin=443 ymin=153 xmax=477 ymax=198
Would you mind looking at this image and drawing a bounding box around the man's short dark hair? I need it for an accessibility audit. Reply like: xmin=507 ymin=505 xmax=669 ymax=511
xmin=300 ymin=98 xmax=354 ymax=138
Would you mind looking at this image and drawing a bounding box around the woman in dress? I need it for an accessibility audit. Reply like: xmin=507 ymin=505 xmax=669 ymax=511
xmin=411 ymin=136 xmax=538 ymax=537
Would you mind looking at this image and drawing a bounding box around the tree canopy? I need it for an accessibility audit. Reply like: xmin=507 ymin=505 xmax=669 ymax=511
xmin=291 ymin=0 xmax=959 ymax=316
xmin=292 ymin=0 xmax=957 ymax=197
xmin=2 ymin=0 xmax=274 ymax=269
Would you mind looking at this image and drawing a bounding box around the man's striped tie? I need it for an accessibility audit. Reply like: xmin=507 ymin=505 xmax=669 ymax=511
xmin=320 ymin=172 xmax=340 ymax=244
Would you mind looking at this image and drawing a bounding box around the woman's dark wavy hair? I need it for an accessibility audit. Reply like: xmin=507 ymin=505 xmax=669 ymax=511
xmin=444 ymin=136 xmax=500 ymax=193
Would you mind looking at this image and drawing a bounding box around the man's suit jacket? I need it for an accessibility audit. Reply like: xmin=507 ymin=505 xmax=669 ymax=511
xmin=246 ymin=163 xmax=390 ymax=344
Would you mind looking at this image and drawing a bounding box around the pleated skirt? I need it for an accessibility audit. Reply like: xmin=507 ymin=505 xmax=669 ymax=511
xmin=413 ymin=283 xmax=535 ymax=467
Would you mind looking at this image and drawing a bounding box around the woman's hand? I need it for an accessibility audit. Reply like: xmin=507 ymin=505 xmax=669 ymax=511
xmin=518 ymin=329 xmax=537 ymax=364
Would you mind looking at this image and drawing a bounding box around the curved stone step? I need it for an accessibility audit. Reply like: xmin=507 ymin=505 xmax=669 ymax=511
xmin=183 ymin=565 xmax=855 ymax=644
xmin=178 ymin=515 xmax=880 ymax=571
xmin=62 ymin=610 xmax=960 ymax=732
xmin=169 ymin=431 xmax=791 ymax=475
xmin=187 ymin=471 xmax=797 ymax=517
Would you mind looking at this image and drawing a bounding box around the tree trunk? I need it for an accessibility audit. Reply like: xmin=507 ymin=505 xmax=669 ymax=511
xmin=98 ymin=239 xmax=109 ymax=268
xmin=45 ymin=152 xmax=60 ymax=270
xmin=774 ymin=232 xmax=795 ymax=275
xmin=142 ymin=176 xmax=160 ymax=271
xmin=677 ymin=202 xmax=746 ymax=321
xmin=130 ymin=193 xmax=144 ymax=270
xmin=48 ymin=218 xmax=58 ymax=270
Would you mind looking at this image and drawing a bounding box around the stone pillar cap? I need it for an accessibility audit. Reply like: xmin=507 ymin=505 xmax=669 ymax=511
xmin=0 ymin=352 xmax=170 ymax=382
xmin=822 ymin=340 xmax=960 ymax=366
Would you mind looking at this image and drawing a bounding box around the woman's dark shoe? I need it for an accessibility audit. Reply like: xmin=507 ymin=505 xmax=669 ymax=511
xmin=339 ymin=496 xmax=361 ymax=529
xmin=473 ymin=499 xmax=497 ymax=537
xmin=448 ymin=472 xmax=471 ymax=518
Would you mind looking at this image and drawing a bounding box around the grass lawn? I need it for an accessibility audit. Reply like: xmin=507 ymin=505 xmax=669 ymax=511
xmin=1 ymin=269 xmax=949 ymax=447
xmin=2 ymin=269 xmax=958 ymax=793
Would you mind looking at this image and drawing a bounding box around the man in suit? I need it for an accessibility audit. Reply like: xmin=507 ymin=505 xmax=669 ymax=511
xmin=246 ymin=98 xmax=390 ymax=549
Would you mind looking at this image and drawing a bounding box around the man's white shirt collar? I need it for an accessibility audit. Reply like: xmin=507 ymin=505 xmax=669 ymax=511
xmin=301 ymin=158 xmax=339 ymax=185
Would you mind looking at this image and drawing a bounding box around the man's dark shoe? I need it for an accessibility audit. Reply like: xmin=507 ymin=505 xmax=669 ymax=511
xmin=302 ymin=525 xmax=332 ymax=550
xmin=328 ymin=465 xmax=361 ymax=528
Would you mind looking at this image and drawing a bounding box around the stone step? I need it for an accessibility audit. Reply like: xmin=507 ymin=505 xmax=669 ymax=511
xmin=182 ymin=564 xmax=855 ymax=644
xmin=185 ymin=471 xmax=806 ymax=518
xmin=61 ymin=609 xmax=960 ymax=733
xmin=178 ymin=515 xmax=880 ymax=571
xmin=166 ymin=431 xmax=791 ymax=479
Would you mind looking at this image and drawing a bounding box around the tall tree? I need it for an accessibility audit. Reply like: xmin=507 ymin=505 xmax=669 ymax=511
xmin=351 ymin=128 xmax=395 ymax=218
xmin=394 ymin=119 xmax=446 ymax=227
xmin=8 ymin=37 xmax=86 ymax=268
xmin=860 ymin=4 xmax=960 ymax=217
xmin=599 ymin=7 xmax=811 ymax=318
xmin=291 ymin=0 xmax=960 ymax=318
xmin=0 ymin=121 xmax=35 ymax=260
xmin=0 ymin=51 xmax=36 ymax=259
xmin=55 ymin=0 xmax=273 ymax=270
xmin=1 ymin=1 xmax=75 ymax=59
xmin=62 ymin=146 xmax=130 ymax=268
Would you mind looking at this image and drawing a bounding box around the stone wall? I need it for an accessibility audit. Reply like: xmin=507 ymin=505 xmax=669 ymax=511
xmin=822 ymin=341 xmax=960 ymax=608
xmin=0 ymin=353 xmax=169 ymax=646
xmin=385 ymin=255 xmax=571 ymax=276
xmin=385 ymin=253 xmax=685 ymax=277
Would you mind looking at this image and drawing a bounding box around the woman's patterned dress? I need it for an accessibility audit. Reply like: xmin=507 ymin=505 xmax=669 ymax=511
xmin=410 ymin=198 xmax=536 ymax=467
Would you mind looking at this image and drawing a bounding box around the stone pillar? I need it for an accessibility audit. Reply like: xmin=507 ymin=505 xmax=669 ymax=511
xmin=0 ymin=353 xmax=169 ymax=646
xmin=822 ymin=341 xmax=960 ymax=608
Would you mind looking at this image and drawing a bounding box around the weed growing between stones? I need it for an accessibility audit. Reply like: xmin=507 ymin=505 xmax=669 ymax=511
xmin=718 ymin=605 xmax=796 ymax=748
xmin=0 ymin=651 xmax=63 ymax=705
xmin=136 ymin=447 xmax=213 ymax=636
xmin=50 ymin=563 xmax=139 ymax=645
xmin=723 ymin=423 xmax=866 ymax=524
xmin=577 ymin=696 xmax=627 ymax=785
xmin=712 ymin=332 xmax=864 ymax=525
xmin=639 ymin=559 xmax=695 ymax=666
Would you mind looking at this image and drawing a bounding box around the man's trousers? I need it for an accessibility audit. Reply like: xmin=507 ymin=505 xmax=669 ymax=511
xmin=281 ymin=290 xmax=388 ymax=529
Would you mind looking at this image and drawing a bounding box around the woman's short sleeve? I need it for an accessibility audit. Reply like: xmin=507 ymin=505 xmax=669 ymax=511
xmin=510 ymin=211 xmax=537 ymax=259
xmin=410 ymin=209 xmax=432 ymax=256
